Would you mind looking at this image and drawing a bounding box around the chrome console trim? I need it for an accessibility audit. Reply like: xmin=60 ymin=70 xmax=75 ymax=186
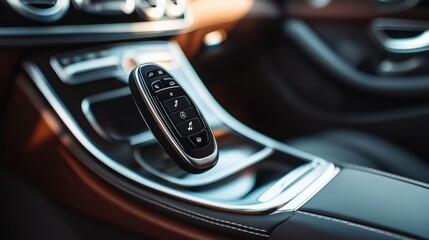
xmin=258 ymin=162 xmax=316 ymax=203
xmin=135 ymin=147 xmax=274 ymax=187
xmin=371 ymin=19 xmax=429 ymax=54
xmin=23 ymin=41 xmax=339 ymax=214
xmin=51 ymin=44 xmax=176 ymax=85
xmin=51 ymin=55 xmax=122 ymax=85
xmin=277 ymin=166 xmax=340 ymax=213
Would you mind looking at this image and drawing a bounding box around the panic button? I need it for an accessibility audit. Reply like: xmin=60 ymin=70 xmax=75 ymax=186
xmin=188 ymin=130 xmax=209 ymax=148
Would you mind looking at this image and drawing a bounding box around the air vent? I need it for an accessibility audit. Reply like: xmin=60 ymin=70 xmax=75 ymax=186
xmin=136 ymin=0 xmax=187 ymax=20
xmin=73 ymin=0 xmax=136 ymax=15
xmin=136 ymin=0 xmax=167 ymax=20
xmin=7 ymin=0 xmax=70 ymax=22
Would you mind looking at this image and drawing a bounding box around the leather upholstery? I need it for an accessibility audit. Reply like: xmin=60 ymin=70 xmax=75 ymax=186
xmin=287 ymin=130 xmax=429 ymax=183
xmin=273 ymin=168 xmax=429 ymax=239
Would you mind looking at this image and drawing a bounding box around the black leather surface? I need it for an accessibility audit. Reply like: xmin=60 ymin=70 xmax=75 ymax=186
xmin=287 ymin=130 xmax=429 ymax=183
xmin=270 ymin=211 xmax=404 ymax=240
xmin=299 ymin=168 xmax=429 ymax=239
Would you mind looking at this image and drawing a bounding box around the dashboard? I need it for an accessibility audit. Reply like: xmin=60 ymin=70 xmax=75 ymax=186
xmin=0 ymin=0 xmax=191 ymax=44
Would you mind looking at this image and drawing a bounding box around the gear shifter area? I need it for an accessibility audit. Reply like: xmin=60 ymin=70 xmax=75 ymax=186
xmin=22 ymin=41 xmax=338 ymax=216
xmin=129 ymin=64 xmax=218 ymax=173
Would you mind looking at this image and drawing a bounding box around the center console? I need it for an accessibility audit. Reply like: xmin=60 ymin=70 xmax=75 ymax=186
xmin=23 ymin=41 xmax=338 ymax=214
xmin=10 ymin=41 xmax=429 ymax=239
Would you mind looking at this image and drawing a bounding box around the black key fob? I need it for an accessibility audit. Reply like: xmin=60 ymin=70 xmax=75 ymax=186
xmin=129 ymin=63 xmax=218 ymax=173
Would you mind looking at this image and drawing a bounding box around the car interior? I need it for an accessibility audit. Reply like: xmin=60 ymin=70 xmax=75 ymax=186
xmin=1 ymin=0 xmax=429 ymax=239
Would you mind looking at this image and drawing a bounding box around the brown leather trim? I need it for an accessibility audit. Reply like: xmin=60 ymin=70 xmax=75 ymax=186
xmin=3 ymin=80 xmax=230 ymax=240
xmin=60 ymin=145 xmax=229 ymax=240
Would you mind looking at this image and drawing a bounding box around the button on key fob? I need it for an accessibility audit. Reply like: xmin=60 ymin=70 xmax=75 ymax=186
xmin=129 ymin=64 xmax=218 ymax=173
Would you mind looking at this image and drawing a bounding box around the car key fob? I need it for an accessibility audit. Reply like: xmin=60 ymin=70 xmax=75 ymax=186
xmin=129 ymin=63 xmax=218 ymax=173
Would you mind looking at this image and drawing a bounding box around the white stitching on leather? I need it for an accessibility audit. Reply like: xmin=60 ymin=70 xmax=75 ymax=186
xmin=160 ymin=203 xmax=268 ymax=232
xmin=140 ymin=195 xmax=270 ymax=237
xmin=296 ymin=211 xmax=412 ymax=240
xmin=344 ymin=164 xmax=429 ymax=189
xmin=98 ymin=166 xmax=271 ymax=236
xmin=161 ymin=204 xmax=269 ymax=238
